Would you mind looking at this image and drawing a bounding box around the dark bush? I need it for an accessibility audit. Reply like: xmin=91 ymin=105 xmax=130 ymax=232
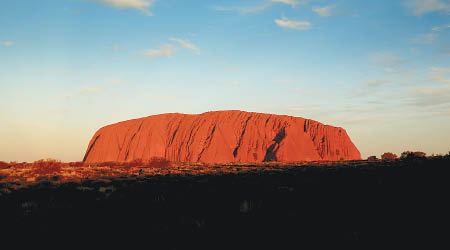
xmin=0 ymin=161 xmax=9 ymax=169
xmin=367 ymin=156 xmax=377 ymax=161
xmin=401 ymin=151 xmax=426 ymax=159
xmin=147 ymin=157 xmax=171 ymax=168
xmin=125 ymin=159 xmax=145 ymax=168
xmin=381 ymin=152 xmax=398 ymax=160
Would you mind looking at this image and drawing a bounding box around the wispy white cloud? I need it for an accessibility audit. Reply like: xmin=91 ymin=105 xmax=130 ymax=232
xmin=370 ymin=52 xmax=406 ymax=67
xmin=170 ymin=38 xmax=200 ymax=54
xmin=91 ymin=0 xmax=155 ymax=16
xmin=312 ymin=5 xmax=336 ymax=17
xmin=140 ymin=38 xmax=201 ymax=60
xmin=3 ymin=41 xmax=13 ymax=47
xmin=275 ymin=16 xmax=311 ymax=30
xmin=82 ymin=86 xmax=105 ymax=94
xmin=383 ymin=67 xmax=396 ymax=73
xmin=411 ymin=33 xmax=438 ymax=43
xmin=410 ymin=84 xmax=450 ymax=106
xmin=107 ymin=78 xmax=126 ymax=85
xmin=431 ymin=24 xmax=450 ymax=31
xmin=140 ymin=43 xmax=177 ymax=60
xmin=366 ymin=79 xmax=393 ymax=88
xmin=405 ymin=0 xmax=450 ymax=16
xmin=212 ymin=0 xmax=309 ymax=14
xmin=349 ymin=79 xmax=393 ymax=98
xmin=429 ymin=67 xmax=450 ymax=83
xmin=271 ymin=0 xmax=310 ymax=7
xmin=211 ymin=3 xmax=272 ymax=14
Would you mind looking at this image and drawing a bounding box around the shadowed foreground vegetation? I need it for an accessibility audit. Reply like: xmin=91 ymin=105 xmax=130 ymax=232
xmin=0 ymin=155 xmax=449 ymax=248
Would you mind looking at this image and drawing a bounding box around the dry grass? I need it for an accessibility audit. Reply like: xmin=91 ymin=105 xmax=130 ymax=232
xmin=31 ymin=159 xmax=62 ymax=175
xmin=1 ymin=155 xmax=449 ymax=190
xmin=0 ymin=161 xmax=9 ymax=169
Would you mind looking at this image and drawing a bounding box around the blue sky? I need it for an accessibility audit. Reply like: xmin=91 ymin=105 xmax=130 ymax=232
xmin=1 ymin=0 xmax=450 ymax=161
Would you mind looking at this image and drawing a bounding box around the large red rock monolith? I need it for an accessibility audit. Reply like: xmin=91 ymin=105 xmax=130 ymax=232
xmin=83 ymin=110 xmax=361 ymax=163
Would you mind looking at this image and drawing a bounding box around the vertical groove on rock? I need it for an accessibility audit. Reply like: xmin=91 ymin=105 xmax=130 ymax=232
xmin=265 ymin=115 xmax=272 ymax=126
xmin=185 ymin=118 xmax=205 ymax=161
xmin=83 ymin=134 xmax=101 ymax=162
xmin=233 ymin=115 xmax=252 ymax=158
xmin=124 ymin=121 xmax=144 ymax=161
xmin=168 ymin=121 xmax=181 ymax=147
xmin=197 ymin=123 xmax=217 ymax=161
xmin=185 ymin=124 xmax=196 ymax=161
xmin=263 ymin=127 xmax=286 ymax=162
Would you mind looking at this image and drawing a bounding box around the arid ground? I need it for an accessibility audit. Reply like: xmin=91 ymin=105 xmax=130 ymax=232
xmin=1 ymin=156 xmax=449 ymax=248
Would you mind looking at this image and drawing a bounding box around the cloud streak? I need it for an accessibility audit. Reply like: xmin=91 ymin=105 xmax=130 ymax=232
xmin=91 ymin=0 xmax=155 ymax=16
xmin=141 ymin=44 xmax=177 ymax=60
xmin=405 ymin=0 xmax=450 ymax=16
xmin=170 ymin=38 xmax=201 ymax=54
xmin=3 ymin=41 xmax=13 ymax=47
xmin=349 ymin=79 xmax=393 ymax=98
xmin=313 ymin=5 xmax=336 ymax=17
xmin=271 ymin=0 xmax=310 ymax=7
xmin=370 ymin=52 xmax=406 ymax=67
xmin=211 ymin=3 xmax=272 ymax=14
xmin=82 ymin=86 xmax=105 ymax=94
xmin=275 ymin=16 xmax=311 ymax=30
xmin=431 ymin=24 xmax=450 ymax=31
xmin=429 ymin=67 xmax=450 ymax=83
xmin=212 ymin=0 xmax=309 ymax=15
xmin=411 ymin=33 xmax=438 ymax=43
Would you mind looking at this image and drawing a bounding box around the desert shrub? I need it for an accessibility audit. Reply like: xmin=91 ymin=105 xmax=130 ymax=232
xmin=400 ymin=151 xmax=426 ymax=159
xmin=9 ymin=161 xmax=27 ymax=168
xmin=122 ymin=158 xmax=170 ymax=168
xmin=0 ymin=161 xmax=9 ymax=169
xmin=32 ymin=159 xmax=62 ymax=175
xmin=125 ymin=159 xmax=145 ymax=168
xmin=147 ymin=157 xmax=171 ymax=168
xmin=95 ymin=161 xmax=122 ymax=167
xmin=35 ymin=176 xmax=50 ymax=182
xmin=68 ymin=161 xmax=85 ymax=167
xmin=367 ymin=156 xmax=377 ymax=161
xmin=414 ymin=151 xmax=426 ymax=157
xmin=381 ymin=152 xmax=398 ymax=160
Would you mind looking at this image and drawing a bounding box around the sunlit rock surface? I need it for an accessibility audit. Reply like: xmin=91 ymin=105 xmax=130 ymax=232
xmin=83 ymin=110 xmax=361 ymax=163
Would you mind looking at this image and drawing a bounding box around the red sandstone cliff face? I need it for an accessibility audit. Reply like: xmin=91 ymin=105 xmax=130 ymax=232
xmin=83 ymin=110 xmax=361 ymax=163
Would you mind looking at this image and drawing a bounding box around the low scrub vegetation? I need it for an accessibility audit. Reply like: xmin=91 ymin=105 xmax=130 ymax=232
xmin=381 ymin=152 xmax=398 ymax=160
xmin=400 ymin=151 xmax=426 ymax=159
xmin=1 ymin=153 xmax=449 ymax=246
xmin=31 ymin=158 xmax=63 ymax=175
xmin=2 ymin=153 xmax=450 ymax=188
xmin=367 ymin=156 xmax=378 ymax=161
xmin=0 ymin=161 xmax=9 ymax=169
xmin=88 ymin=157 xmax=171 ymax=168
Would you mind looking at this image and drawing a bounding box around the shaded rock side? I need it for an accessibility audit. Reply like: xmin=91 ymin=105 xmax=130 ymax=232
xmin=83 ymin=110 xmax=361 ymax=163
